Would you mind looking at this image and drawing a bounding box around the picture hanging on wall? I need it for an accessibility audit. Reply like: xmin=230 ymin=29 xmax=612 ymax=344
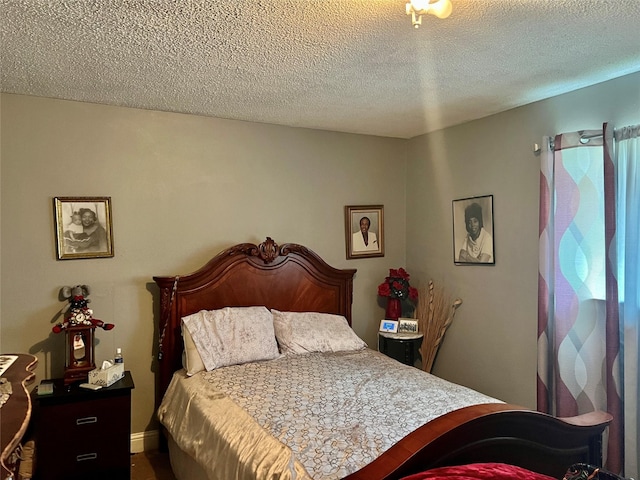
xmin=345 ymin=205 xmax=384 ymax=259
xmin=53 ymin=197 xmax=114 ymax=260
xmin=452 ymin=194 xmax=495 ymax=265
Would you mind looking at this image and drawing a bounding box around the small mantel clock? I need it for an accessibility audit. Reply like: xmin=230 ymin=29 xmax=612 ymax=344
xmin=63 ymin=325 xmax=96 ymax=384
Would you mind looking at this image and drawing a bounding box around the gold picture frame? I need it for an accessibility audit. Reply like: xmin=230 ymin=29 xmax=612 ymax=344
xmin=398 ymin=318 xmax=419 ymax=334
xmin=53 ymin=197 xmax=114 ymax=260
xmin=345 ymin=205 xmax=384 ymax=259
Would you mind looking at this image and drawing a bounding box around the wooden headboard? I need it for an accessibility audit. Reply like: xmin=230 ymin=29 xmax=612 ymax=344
xmin=153 ymin=237 xmax=357 ymax=402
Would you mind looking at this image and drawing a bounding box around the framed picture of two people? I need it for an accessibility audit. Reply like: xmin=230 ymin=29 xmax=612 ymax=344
xmin=53 ymin=196 xmax=114 ymax=260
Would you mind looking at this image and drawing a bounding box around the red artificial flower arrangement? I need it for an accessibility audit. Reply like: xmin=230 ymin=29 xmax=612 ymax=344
xmin=377 ymin=268 xmax=419 ymax=301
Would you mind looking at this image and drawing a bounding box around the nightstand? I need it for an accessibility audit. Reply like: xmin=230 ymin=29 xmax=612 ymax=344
xmin=378 ymin=332 xmax=423 ymax=367
xmin=32 ymin=371 xmax=134 ymax=480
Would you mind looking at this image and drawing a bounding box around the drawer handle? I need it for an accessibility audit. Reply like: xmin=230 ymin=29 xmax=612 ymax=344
xmin=76 ymin=416 xmax=98 ymax=425
xmin=76 ymin=453 xmax=98 ymax=462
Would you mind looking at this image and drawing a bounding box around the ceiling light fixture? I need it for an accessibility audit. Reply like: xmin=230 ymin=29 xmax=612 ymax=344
xmin=406 ymin=0 xmax=453 ymax=28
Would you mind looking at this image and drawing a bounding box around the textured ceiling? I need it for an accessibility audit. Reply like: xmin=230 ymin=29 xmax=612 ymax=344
xmin=2 ymin=0 xmax=640 ymax=139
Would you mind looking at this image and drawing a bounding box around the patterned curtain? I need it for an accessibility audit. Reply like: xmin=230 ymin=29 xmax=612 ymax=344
xmin=606 ymin=123 xmax=640 ymax=479
xmin=537 ymin=128 xmax=623 ymax=473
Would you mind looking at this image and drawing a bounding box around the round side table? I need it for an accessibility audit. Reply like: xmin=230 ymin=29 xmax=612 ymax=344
xmin=378 ymin=332 xmax=423 ymax=367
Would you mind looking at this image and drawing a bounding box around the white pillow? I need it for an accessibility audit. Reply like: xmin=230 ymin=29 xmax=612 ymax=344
xmin=182 ymin=306 xmax=280 ymax=371
xmin=271 ymin=310 xmax=367 ymax=355
xmin=182 ymin=323 xmax=206 ymax=376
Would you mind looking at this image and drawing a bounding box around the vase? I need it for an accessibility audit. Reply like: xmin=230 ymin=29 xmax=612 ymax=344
xmin=385 ymin=298 xmax=401 ymax=321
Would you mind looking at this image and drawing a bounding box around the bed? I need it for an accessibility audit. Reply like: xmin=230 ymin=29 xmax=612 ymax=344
xmin=153 ymin=237 xmax=612 ymax=480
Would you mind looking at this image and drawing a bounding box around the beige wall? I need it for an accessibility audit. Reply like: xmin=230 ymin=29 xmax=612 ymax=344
xmin=0 ymin=94 xmax=406 ymax=434
xmin=1 ymin=71 xmax=638 ymax=437
xmin=406 ymin=71 xmax=640 ymax=408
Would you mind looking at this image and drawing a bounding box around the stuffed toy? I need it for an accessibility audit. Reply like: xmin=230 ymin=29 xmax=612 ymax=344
xmin=52 ymin=284 xmax=115 ymax=333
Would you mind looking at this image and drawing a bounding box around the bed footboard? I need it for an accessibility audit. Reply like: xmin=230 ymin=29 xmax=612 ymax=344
xmin=343 ymin=403 xmax=612 ymax=480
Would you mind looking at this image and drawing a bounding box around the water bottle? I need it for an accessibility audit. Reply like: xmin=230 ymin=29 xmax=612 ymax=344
xmin=114 ymin=347 xmax=124 ymax=365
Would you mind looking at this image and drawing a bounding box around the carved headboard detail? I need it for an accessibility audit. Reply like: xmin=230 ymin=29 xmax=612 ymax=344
xmin=153 ymin=237 xmax=357 ymax=403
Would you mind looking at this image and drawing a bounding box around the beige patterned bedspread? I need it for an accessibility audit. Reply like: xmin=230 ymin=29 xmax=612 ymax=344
xmin=158 ymin=349 xmax=502 ymax=480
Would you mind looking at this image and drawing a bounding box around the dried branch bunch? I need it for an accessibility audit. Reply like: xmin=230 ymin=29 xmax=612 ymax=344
xmin=416 ymin=280 xmax=462 ymax=373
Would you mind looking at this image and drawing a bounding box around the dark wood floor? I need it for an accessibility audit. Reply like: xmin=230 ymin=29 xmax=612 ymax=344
xmin=131 ymin=450 xmax=177 ymax=480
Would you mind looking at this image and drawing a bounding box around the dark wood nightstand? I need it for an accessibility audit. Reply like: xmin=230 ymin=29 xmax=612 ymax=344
xmin=32 ymin=371 xmax=134 ymax=480
xmin=378 ymin=332 xmax=423 ymax=367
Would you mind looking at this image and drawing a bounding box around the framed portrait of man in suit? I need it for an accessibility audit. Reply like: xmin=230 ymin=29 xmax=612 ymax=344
xmin=345 ymin=205 xmax=384 ymax=260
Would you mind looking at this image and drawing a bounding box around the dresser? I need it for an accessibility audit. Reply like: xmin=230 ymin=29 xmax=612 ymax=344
xmin=32 ymin=371 xmax=134 ymax=480
xmin=1 ymin=353 xmax=37 ymax=480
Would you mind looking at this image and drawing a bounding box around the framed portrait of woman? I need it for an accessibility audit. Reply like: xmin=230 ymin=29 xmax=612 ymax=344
xmin=53 ymin=197 xmax=114 ymax=260
xmin=344 ymin=205 xmax=384 ymax=259
xmin=452 ymin=195 xmax=495 ymax=265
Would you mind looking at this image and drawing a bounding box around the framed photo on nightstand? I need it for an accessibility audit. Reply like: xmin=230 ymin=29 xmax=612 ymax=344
xmin=398 ymin=318 xmax=419 ymax=334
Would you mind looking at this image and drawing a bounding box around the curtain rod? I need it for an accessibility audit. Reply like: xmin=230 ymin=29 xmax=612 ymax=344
xmin=534 ymin=125 xmax=638 ymax=154
xmin=578 ymin=131 xmax=603 ymax=143
xmin=534 ymin=130 xmax=603 ymax=154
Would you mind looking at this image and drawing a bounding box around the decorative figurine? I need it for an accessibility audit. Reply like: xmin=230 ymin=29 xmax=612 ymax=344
xmin=52 ymin=285 xmax=115 ymax=385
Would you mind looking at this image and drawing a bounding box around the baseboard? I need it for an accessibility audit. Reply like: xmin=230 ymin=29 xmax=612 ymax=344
xmin=130 ymin=430 xmax=160 ymax=453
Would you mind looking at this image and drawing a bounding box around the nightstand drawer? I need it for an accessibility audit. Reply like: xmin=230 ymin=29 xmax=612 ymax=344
xmin=43 ymin=441 xmax=130 ymax=479
xmin=38 ymin=395 xmax=130 ymax=436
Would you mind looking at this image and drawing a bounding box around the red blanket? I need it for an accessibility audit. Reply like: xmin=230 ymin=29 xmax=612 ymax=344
xmin=401 ymin=463 xmax=556 ymax=480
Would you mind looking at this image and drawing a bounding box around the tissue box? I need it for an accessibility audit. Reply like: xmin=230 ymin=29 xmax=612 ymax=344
xmin=88 ymin=363 xmax=124 ymax=387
